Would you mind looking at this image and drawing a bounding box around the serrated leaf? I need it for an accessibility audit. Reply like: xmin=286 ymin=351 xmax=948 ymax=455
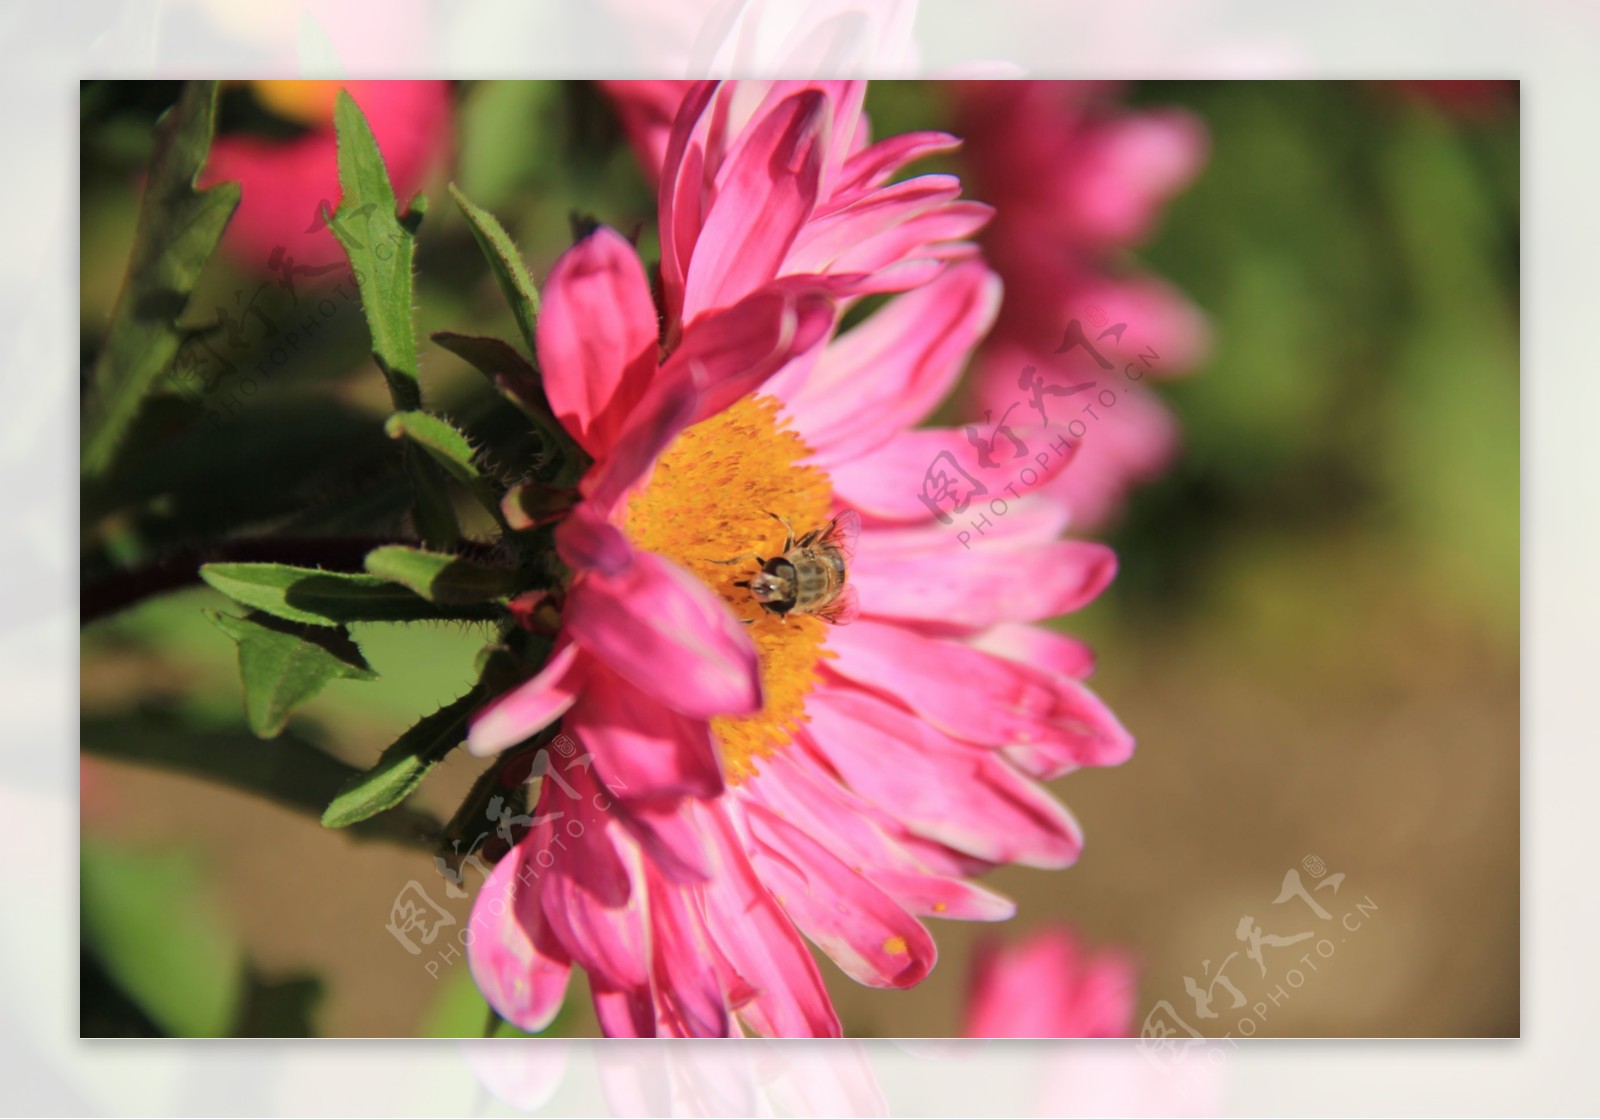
xmin=327 ymin=89 xmax=421 ymax=410
xmin=386 ymin=410 xmax=504 ymax=524
xmin=206 ymin=610 xmax=377 ymax=737
xmin=364 ymin=544 xmax=521 ymax=604
xmin=327 ymin=90 xmax=458 ymax=549
xmin=450 ymin=183 xmax=541 ymax=356
xmin=82 ymin=81 xmax=241 ymax=477
xmin=200 ymin=562 xmax=501 ymax=627
xmin=322 ymin=688 xmax=482 ymax=828
xmin=431 ymin=331 xmax=549 ymax=416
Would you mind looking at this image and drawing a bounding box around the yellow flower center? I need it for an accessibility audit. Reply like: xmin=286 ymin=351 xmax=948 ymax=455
xmin=623 ymin=395 xmax=834 ymax=781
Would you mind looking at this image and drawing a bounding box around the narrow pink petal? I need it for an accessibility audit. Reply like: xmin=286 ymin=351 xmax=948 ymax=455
xmin=552 ymin=502 xmax=634 ymax=576
xmin=824 ymin=619 xmax=1134 ymax=770
xmin=467 ymin=641 xmax=587 ymax=756
xmin=534 ymin=772 xmax=652 ymax=992
xmin=851 ymin=531 xmax=1117 ymax=629
xmin=467 ymin=844 xmax=571 ymax=1034
xmin=826 ymin=423 xmax=1076 ymax=523
xmin=866 ymin=868 xmax=1016 ymax=922
xmin=613 ymin=798 xmax=714 ymax=882
xmin=646 ymin=870 xmax=732 ymax=1037
xmin=740 ymin=749 xmax=1013 ymax=921
xmin=657 ymin=80 xmax=719 ymax=324
xmin=745 ymin=803 xmax=936 ymax=989
xmin=536 ymin=226 xmax=661 ymax=457
xmin=828 ymin=130 xmax=963 ymax=208
xmin=682 ymin=89 xmax=828 ymax=322
xmin=971 ymin=623 xmax=1097 ymax=680
xmin=800 ymin=690 xmax=1085 ymax=869
xmin=780 ymin=262 xmax=1000 ymax=463
xmin=600 ymin=79 xmax=694 ymax=184
xmin=592 ymin=985 xmax=657 ymax=1038
xmin=658 ymin=278 xmax=836 ymax=422
xmin=699 ymin=806 xmax=841 ymax=1037
xmin=784 ymin=174 xmax=962 ymax=273
xmin=565 ymin=660 xmax=726 ymax=803
xmin=579 ymin=370 xmax=700 ymax=517
xmin=564 ymin=550 xmax=761 ymax=720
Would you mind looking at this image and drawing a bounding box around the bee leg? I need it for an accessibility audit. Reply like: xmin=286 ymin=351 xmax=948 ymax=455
xmin=708 ymin=552 xmax=764 ymax=566
xmin=732 ymin=580 xmax=751 ymax=589
xmin=766 ymin=511 xmax=796 ymax=552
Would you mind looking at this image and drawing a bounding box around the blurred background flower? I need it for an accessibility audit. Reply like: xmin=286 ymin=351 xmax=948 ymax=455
xmin=200 ymin=80 xmax=453 ymax=270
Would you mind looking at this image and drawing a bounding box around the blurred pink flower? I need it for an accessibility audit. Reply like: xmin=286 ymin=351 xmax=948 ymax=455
xmin=463 ymin=81 xmax=1133 ymax=1037
xmin=955 ymin=81 xmax=1210 ymax=528
xmin=200 ymin=80 xmax=452 ymax=272
xmin=964 ymin=925 xmax=1138 ymax=1038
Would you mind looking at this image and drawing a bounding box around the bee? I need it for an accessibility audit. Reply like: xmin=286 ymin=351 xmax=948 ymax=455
xmin=715 ymin=509 xmax=861 ymax=625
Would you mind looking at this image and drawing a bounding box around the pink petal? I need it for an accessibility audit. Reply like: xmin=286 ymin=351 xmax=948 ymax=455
xmin=741 ymin=750 xmax=1015 ymax=921
xmin=970 ymin=623 xmax=1097 ymax=680
xmin=827 ymin=422 xmax=1077 ymax=523
xmin=645 ymin=870 xmax=732 ymax=1037
xmin=564 ymin=550 xmax=761 ymax=720
xmin=534 ymin=774 xmax=652 ymax=993
xmin=600 ymin=79 xmax=693 ymax=183
xmin=828 ymin=130 xmax=963 ymax=208
xmin=467 ymin=641 xmax=587 ymax=756
xmin=612 ymin=797 xmax=714 ymax=883
xmin=966 ymin=927 xmax=1138 ymax=1039
xmin=699 ymin=806 xmax=841 ymax=1037
xmin=592 ymin=985 xmax=657 ymax=1038
xmin=681 ymin=89 xmax=828 ymax=323
xmin=536 ymin=226 xmax=661 ymax=457
xmin=780 ymin=262 xmax=1000 ymax=463
xmin=823 ymin=619 xmax=1135 ymax=771
xmin=467 ymin=843 xmax=571 ymax=1034
xmin=565 ymin=660 xmax=726 ymax=803
xmin=658 ymin=278 xmax=836 ymax=422
xmin=745 ymin=803 xmax=936 ymax=989
xmin=800 ymin=689 xmax=1084 ymax=869
xmin=850 ymin=527 xmax=1117 ymax=629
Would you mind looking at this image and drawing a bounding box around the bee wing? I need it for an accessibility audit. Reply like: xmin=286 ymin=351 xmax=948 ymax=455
xmin=816 ymin=508 xmax=861 ymax=564
xmin=814 ymin=583 xmax=860 ymax=626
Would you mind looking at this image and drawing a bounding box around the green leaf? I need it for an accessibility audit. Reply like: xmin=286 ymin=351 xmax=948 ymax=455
xmin=206 ymin=610 xmax=377 ymax=737
xmin=81 ymin=839 xmax=244 ymax=1037
xmin=430 ymin=330 xmax=549 ymax=416
xmin=81 ymin=714 xmax=441 ymax=848
xmin=385 ymin=410 xmax=505 ymax=524
xmin=321 ymin=688 xmax=482 ymax=828
xmin=449 ymin=183 xmax=541 ymax=356
xmin=327 ymin=90 xmax=459 ymax=549
xmin=81 ymin=81 xmax=241 ymax=477
xmin=200 ymin=562 xmax=502 ymax=627
xmin=327 ymin=89 xmax=422 ymax=410
xmin=430 ymin=330 xmax=582 ymax=487
xmin=364 ymin=544 xmax=520 ymax=604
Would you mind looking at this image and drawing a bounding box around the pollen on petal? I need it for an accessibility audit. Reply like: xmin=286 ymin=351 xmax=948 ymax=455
xmin=884 ymin=936 xmax=909 ymax=956
xmin=624 ymin=395 xmax=836 ymax=782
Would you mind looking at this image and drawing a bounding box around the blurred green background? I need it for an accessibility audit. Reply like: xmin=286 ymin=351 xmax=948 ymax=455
xmin=79 ymin=81 xmax=1518 ymax=1038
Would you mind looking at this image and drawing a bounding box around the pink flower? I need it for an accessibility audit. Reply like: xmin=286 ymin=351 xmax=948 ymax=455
xmin=954 ymin=81 xmax=1209 ymax=528
xmin=201 ymin=81 xmax=452 ymax=272
xmin=464 ymin=80 xmax=1133 ymax=1037
xmin=964 ymin=925 xmax=1138 ymax=1038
